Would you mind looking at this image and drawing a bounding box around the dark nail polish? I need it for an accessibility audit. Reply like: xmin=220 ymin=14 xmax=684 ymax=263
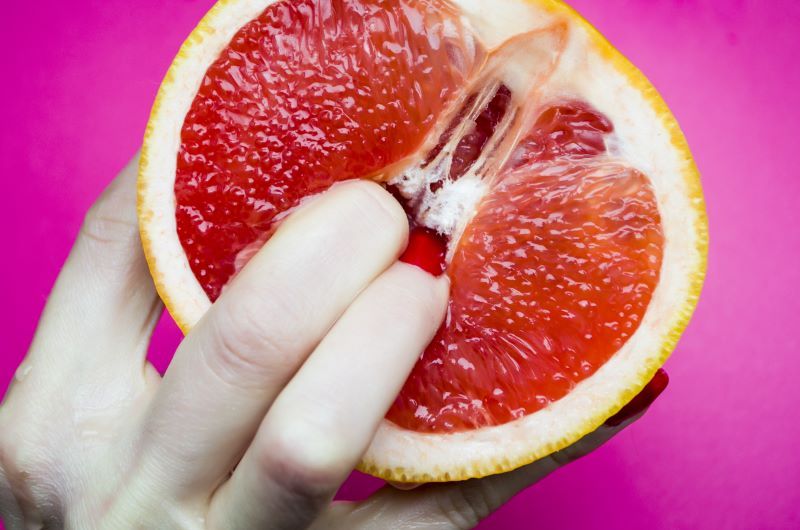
xmin=604 ymin=368 xmax=669 ymax=427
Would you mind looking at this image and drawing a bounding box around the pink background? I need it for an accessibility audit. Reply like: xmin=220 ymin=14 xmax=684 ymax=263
xmin=2 ymin=0 xmax=799 ymax=528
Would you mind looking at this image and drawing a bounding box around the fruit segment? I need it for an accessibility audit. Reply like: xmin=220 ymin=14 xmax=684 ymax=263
xmin=389 ymin=141 xmax=663 ymax=431
xmin=386 ymin=94 xmax=663 ymax=431
xmin=175 ymin=0 xmax=474 ymax=299
xmin=508 ymin=102 xmax=614 ymax=166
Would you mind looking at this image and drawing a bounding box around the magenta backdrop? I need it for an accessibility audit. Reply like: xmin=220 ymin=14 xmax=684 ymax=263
xmin=2 ymin=1 xmax=799 ymax=528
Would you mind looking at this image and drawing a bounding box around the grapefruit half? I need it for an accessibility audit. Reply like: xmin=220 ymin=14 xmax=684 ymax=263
xmin=138 ymin=0 xmax=708 ymax=482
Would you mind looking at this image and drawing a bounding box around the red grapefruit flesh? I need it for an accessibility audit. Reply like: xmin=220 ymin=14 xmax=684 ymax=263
xmin=390 ymin=111 xmax=663 ymax=431
xmin=174 ymin=0 xmax=664 ymax=435
xmin=175 ymin=0 xmax=474 ymax=299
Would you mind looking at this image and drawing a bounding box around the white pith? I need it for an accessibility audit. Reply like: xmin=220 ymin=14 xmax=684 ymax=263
xmin=139 ymin=0 xmax=707 ymax=481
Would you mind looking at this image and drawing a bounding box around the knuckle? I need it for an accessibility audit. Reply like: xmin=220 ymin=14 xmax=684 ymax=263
xmin=223 ymin=272 xmax=309 ymax=345
xmin=207 ymin=303 xmax=295 ymax=389
xmin=458 ymin=482 xmax=496 ymax=521
xmin=256 ymin=424 xmax=347 ymax=503
xmin=203 ymin=246 xmax=325 ymax=389
xmin=435 ymin=483 xmax=491 ymax=530
xmin=80 ymin=201 xmax=138 ymax=249
xmin=0 ymin=415 xmax=60 ymax=518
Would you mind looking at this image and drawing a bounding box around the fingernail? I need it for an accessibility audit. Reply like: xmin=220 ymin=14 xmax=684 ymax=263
xmin=604 ymin=368 xmax=669 ymax=427
xmin=399 ymin=226 xmax=448 ymax=276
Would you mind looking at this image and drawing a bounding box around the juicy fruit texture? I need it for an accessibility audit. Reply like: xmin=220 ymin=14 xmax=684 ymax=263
xmin=509 ymin=102 xmax=614 ymax=166
xmin=389 ymin=124 xmax=663 ymax=431
xmin=176 ymin=0 xmax=473 ymax=299
xmin=435 ymin=85 xmax=514 ymax=182
xmin=174 ymin=0 xmax=665 ymax=434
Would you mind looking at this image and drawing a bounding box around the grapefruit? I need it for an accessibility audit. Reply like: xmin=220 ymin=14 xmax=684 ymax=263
xmin=138 ymin=0 xmax=708 ymax=482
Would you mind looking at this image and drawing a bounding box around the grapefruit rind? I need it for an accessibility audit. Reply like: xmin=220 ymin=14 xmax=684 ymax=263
xmin=138 ymin=0 xmax=708 ymax=482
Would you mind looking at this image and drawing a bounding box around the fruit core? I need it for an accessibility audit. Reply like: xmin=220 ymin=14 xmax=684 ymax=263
xmin=175 ymin=0 xmax=664 ymax=433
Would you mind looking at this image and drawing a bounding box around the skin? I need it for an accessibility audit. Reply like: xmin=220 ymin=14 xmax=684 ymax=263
xmin=0 ymin=154 xmax=651 ymax=529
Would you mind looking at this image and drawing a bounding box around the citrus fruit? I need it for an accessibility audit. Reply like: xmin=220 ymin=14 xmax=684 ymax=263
xmin=139 ymin=0 xmax=708 ymax=482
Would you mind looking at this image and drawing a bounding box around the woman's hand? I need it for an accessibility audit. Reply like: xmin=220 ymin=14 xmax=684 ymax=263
xmin=0 ymin=154 xmax=661 ymax=529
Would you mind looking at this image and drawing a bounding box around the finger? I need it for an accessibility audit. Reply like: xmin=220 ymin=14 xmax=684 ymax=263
xmin=0 ymin=466 xmax=24 ymax=530
xmin=138 ymin=181 xmax=409 ymax=494
xmin=327 ymin=370 xmax=669 ymax=530
xmin=387 ymin=481 xmax=423 ymax=491
xmin=604 ymin=369 xmax=669 ymax=427
xmin=14 ymin=153 xmax=161 ymax=381
xmin=330 ymin=423 xmax=634 ymax=530
xmin=208 ymin=262 xmax=449 ymax=530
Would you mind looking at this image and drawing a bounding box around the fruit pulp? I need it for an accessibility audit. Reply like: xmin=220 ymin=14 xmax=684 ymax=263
xmin=176 ymin=0 xmax=473 ymax=298
xmin=175 ymin=0 xmax=664 ymax=434
xmin=390 ymin=146 xmax=663 ymax=431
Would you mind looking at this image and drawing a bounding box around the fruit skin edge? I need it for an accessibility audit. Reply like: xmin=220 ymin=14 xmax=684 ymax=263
xmin=137 ymin=0 xmax=709 ymax=483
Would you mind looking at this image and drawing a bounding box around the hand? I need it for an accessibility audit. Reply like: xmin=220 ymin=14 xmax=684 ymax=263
xmin=0 ymin=154 xmax=664 ymax=529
